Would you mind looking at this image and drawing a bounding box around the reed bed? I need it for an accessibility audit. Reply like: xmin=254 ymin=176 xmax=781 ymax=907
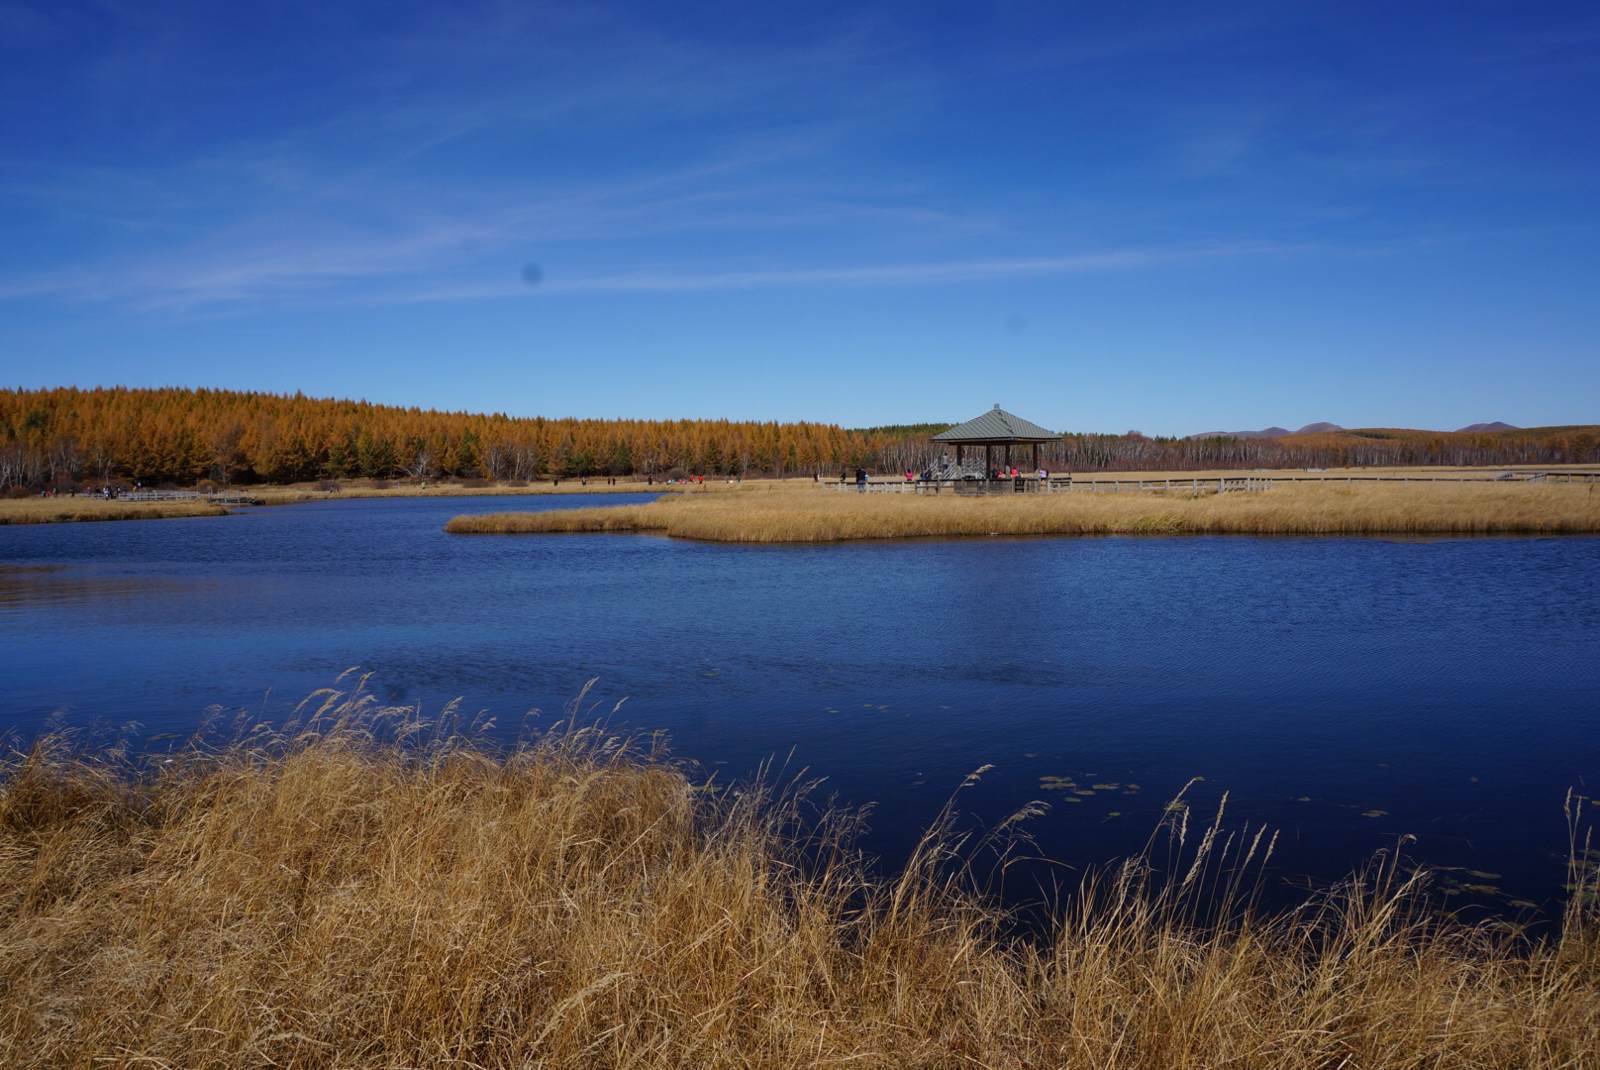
xmin=1 ymin=684 xmax=1596 ymax=1069
xmin=249 ymin=479 xmax=675 ymax=504
xmin=447 ymin=480 xmax=1600 ymax=542
xmin=0 ymin=498 xmax=229 ymax=525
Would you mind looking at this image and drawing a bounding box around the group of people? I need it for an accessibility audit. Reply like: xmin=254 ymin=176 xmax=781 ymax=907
xmin=32 ymin=484 xmax=132 ymax=499
xmin=841 ymin=465 xmax=1053 ymax=488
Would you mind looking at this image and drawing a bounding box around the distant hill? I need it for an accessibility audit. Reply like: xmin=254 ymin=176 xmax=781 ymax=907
xmin=1190 ymin=426 xmax=1291 ymax=440
xmin=1275 ymin=424 xmax=1595 ymax=455
xmin=1193 ymin=420 xmax=1534 ymax=439
xmin=1152 ymin=422 xmax=1600 ymax=471
xmin=1188 ymin=423 xmax=1345 ymax=439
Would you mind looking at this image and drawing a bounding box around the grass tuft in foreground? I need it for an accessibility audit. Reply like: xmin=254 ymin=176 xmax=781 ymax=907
xmin=446 ymin=480 xmax=1600 ymax=542
xmin=2 ymin=684 xmax=1597 ymax=1068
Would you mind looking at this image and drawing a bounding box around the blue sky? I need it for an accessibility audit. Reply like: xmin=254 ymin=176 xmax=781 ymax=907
xmin=1 ymin=1 xmax=1596 ymax=434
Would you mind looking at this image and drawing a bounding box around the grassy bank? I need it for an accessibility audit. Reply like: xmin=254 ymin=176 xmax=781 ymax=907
xmin=249 ymin=477 xmax=676 ymax=504
xmin=0 ymin=480 xmax=671 ymax=525
xmin=0 ymin=498 xmax=230 ymax=525
xmin=13 ymin=469 xmax=1594 ymax=526
xmin=1 ymin=691 xmax=1595 ymax=1068
xmin=447 ymin=480 xmax=1600 ymax=542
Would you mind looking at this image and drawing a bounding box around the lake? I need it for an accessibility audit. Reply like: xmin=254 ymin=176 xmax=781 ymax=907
xmin=3 ymin=493 xmax=1598 ymax=914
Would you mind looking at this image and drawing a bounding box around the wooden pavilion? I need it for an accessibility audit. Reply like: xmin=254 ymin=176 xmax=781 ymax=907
xmin=931 ymin=404 xmax=1060 ymax=476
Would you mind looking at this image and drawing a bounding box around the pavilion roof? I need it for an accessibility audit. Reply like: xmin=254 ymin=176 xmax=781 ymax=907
xmin=931 ymin=405 xmax=1059 ymax=444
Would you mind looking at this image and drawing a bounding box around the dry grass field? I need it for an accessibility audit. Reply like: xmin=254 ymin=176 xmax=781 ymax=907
xmin=11 ymin=467 xmax=1595 ymax=524
xmin=0 ymin=480 xmax=673 ymax=524
xmin=248 ymin=477 xmax=673 ymax=504
xmin=448 ymin=479 xmax=1600 ymax=542
xmin=1 ymin=687 xmax=1595 ymax=1069
xmin=1038 ymin=464 xmax=1600 ymax=481
xmin=0 ymin=497 xmax=230 ymax=525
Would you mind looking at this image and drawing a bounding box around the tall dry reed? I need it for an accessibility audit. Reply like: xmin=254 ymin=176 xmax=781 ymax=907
xmin=2 ymin=682 xmax=1596 ymax=1068
xmin=447 ymin=480 xmax=1600 ymax=542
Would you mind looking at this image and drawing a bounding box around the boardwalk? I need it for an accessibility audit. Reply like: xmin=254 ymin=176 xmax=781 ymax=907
xmin=122 ymin=490 xmax=265 ymax=505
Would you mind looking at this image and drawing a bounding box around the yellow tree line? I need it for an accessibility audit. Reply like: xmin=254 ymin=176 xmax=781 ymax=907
xmin=4 ymin=387 xmax=1597 ymax=489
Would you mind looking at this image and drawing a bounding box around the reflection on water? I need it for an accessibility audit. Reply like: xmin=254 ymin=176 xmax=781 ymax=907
xmin=0 ymin=563 xmax=201 ymax=609
xmin=1 ymin=494 xmax=1598 ymax=916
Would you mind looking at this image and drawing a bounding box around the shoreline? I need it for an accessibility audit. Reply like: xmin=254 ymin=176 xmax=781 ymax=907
xmin=245 ymin=479 xmax=678 ymax=504
xmin=0 ymin=479 xmax=674 ymax=525
xmin=446 ymin=480 xmax=1600 ymax=542
xmin=7 ymin=464 xmax=1598 ymax=525
xmin=0 ymin=499 xmax=232 ymax=525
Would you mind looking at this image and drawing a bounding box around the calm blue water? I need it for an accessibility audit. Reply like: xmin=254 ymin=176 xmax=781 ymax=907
xmin=3 ymin=494 xmax=1598 ymax=913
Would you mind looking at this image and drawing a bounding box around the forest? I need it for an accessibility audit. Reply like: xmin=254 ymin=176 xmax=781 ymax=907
xmin=3 ymin=387 xmax=1597 ymax=490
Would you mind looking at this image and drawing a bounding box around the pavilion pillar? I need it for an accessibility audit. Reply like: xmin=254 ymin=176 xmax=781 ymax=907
xmin=1032 ymin=443 xmax=1040 ymax=470
xmin=1004 ymin=444 xmax=1011 ymax=470
xmin=985 ymin=444 xmax=992 ymax=477
xmin=956 ymin=444 xmax=963 ymax=465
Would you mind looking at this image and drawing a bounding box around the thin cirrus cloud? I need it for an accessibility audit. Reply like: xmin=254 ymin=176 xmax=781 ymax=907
xmin=0 ymin=238 xmax=1298 ymax=311
xmin=5 ymin=5 xmax=1584 ymax=330
xmin=386 ymin=242 xmax=1298 ymax=303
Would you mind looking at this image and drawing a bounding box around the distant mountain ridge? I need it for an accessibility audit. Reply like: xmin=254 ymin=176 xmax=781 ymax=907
xmin=1190 ymin=421 xmax=1529 ymax=439
xmin=1190 ymin=426 xmax=1292 ymax=439
xmin=1190 ymin=422 xmax=1344 ymax=439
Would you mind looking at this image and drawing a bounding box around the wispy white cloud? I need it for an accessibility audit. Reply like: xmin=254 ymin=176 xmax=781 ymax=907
xmin=5 ymin=3 xmax=1535 ymax=319
xmin=0 ymin=4 xmax=958 ymax=313
xmin=0 ymin=277 xmax=77 ymax=301
xmin=0 ymin=121 xmax=990 ymax=312
xmin=382 ymin=242 xmax=1299 ymax=303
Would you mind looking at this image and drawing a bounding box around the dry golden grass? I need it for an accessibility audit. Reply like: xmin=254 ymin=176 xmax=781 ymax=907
xmin=0 ymin=497 xmax=229 ymax=525
xmin=1045 ymin=464 xmax=1600 ymax=481
xmin=447 ymin=480 xmax=1600 ymax=542
xmin=0 ymin=481 xmax=679 ymax=524
xmin=249 ymin=478 xmax=678 ymax=504
xmin=1 ymin=684 xmax=1596 ymax=1069
xmin=16 ymin=468 xmax=1587 ymax=524
xmin=238 ymin=466 xmax=1600 ymax=505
